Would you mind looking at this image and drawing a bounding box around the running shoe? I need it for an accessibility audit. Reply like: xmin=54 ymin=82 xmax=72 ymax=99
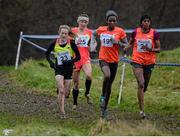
xmin=139 ymin=111 xmax=146 ymax=119
xmin=85 ymin=94 xmax=93 ymax=104
xmin=60 ymin=113 xmax=66 ymax=119
xmin=72 ymin=105 xmax=77 ymax=110
xmin=101 ymin=109 xmax=108 ymax=119
xmin=100 ymin=96 xmax=105 ymax=109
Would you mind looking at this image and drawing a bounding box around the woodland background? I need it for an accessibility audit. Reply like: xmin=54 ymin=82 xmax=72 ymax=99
xmin=1 ymin=0 xmax=180 ymax=65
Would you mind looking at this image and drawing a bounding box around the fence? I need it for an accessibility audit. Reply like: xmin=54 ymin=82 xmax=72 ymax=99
xmin=15 ymin=28 xmax=180 ymax=69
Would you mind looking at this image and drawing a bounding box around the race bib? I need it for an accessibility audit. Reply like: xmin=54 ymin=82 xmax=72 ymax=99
xmin=75 ymin=35 xmax=89 ymax=47
xmin=57 ymin=51 xmax=71 ymax=65
xmin=137 ymin=39 xmax=152 ymax=52
xmin=100 ymin=34 xmax=113 ymax=47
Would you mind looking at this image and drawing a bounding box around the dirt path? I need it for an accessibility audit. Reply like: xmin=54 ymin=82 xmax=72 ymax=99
xmin=0 ymin=71 xmax=98 ymax=120
xmin=0 ymin=71 xmax=179 ymax=135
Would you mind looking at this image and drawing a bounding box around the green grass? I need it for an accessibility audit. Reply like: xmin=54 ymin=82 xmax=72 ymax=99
xmin=89 ymin=119 xmax=167 ymax=136
xmin=0 ymin=66 xmax=14 ymax=72
xmin=10 ymin=59 xmax=56 ymax=96
xmin=0 ymin=48 xmax=180 ymax=135
xmin=0 ymin=113 xmax=91 ymax=136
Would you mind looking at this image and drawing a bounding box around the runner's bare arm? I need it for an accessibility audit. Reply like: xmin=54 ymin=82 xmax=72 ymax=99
xmin=90 ymin=30 xmax=98 ymax=52
xmin=45 ymin=41 xmax=56 ymax=68
xmin=151 ymin=39 xmax=161 ymax=53
xmin=118 ymin=37 xmax=128 ymax=47
xmin=142 ymin=39 xmax=161 ymax=53
xmin=110 ymin=36 xmax=128 ymax=48
xmin=143 ymin=30 xmax=161 ymax=53
xmin=71 ymin=40 xmax=81 ymax=62
xmin=124 ymin=37 xmax=134 ymax=51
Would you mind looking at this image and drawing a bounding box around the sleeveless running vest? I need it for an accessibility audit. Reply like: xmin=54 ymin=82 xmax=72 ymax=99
xmin=71 ymin=27 xmax=92 ymax=64
xmin=54 ymin=39 xmax=74 ymax=65
xmin=132 ymin=28 xmax=156 ymax=65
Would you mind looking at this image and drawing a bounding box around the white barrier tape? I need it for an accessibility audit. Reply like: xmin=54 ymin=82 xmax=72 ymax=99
xmin=19 ymin=28 xmax=180 ymax=67
xmin=22 ymin=38 xmax=47 ymax=51
xmin=20 ymin=28 xmax=180 ymax=39
xmin=21 ymin=35 xmax=59 ymax=39
xmin=21 ymin=41 xmax=180 ymax=67
xmin=156 ymin=28 xmax=180 ymax=32
xmin=119 ymin=57 xmax=180 ymax=66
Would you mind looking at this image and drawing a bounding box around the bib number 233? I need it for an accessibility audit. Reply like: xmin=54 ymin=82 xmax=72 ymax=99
xmin=57 ymin=51 xmax=71 ymax=65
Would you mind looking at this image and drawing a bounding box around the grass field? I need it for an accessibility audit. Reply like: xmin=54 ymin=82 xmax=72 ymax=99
xmin=0 ymin=48 xmax=179 ymax=135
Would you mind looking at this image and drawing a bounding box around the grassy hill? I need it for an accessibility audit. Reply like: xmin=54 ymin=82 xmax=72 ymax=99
xmin=0 ymin=48 xmax=179 ymax=135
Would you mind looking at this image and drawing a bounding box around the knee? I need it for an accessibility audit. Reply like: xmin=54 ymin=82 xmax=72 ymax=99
xmin=104 ymin=73 xmax=110 ymax=80
xmin=65 ymin=87 xmax=70 ymax=93
xmin=58 ymin=89 xmax=65 ymax=95
xmin=138 ymin=81 xmax=144 ymax=89
xmin=144 ymin=86 xmax=148 ymax=92
xmin=57 ymin=84 xmax=65 ymax=94
xmin=73 ymin=80 xmax=79 ymax=89
xmin=74 ymin=83 xmax=79 ymax=89
xmin=86 ymin=75 xmax=92 ymax=80
xmin=104 ymin=76 xmax=110 ymax=83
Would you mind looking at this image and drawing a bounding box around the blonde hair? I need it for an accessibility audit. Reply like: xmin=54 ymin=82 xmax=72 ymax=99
xmin=58 ymin=25 xmax=70 ymax=33
xmin=77 ymin=13 xmax=89 ymax=23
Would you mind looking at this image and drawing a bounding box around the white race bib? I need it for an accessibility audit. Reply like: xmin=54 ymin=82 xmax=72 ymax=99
xmin=57 ymin=51 xmax=71 ymax=65
xmin=100 ymin=34 xmax=114 ymax=47
xmin=75 ymin=35 xmax=89 ymax=47
xmin=137 ymin=39 xmax=152 ymax=52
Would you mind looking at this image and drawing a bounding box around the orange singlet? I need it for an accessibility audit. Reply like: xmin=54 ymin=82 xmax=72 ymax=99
xmin=132 ymin=28 xmax=156 ymax=65
xmin=96 ymin=26 xmax=126 ymax=63
xmin=71 ymin=27 xmax=92 ymax=71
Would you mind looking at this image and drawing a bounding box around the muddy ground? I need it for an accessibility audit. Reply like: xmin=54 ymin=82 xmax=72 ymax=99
xmin=0 ymin=71 xmax=179 ymax=135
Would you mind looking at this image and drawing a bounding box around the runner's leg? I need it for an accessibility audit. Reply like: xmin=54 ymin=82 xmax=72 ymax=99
xmin=99 ymin=61 xmax=111 ymax=109
xmin=64 ymin=79 xmax=72 ymax=98
xmin=55 ymin=75 xmax=65 ymax=114
xmin=104 ymin=63 xmax=118 ymax=110
xmin=82 ymin=63 xmax=92 ymax=95
xmin=143 ymin=65 xmax=154 ymax=92
xmin=72 ymin=70 xmax=80 ymax=107
xmin=100 ymin=63 xmax=110 ymax=98
xmin=143 ymin=72 xmax=152 ymax=92
xmin=132 ymin=67 xmax=145 ymax=112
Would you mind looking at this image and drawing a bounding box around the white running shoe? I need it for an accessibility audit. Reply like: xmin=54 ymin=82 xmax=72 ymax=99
xmin=85 ymin=94 xmax=93 ymax=104
xmin=72 ymin=105 xmax=77 ymax=110
xmin=140 ymin=111 xmax=146 ymax=119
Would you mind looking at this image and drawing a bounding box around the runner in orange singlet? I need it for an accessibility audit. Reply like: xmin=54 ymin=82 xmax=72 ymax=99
xmin=71 ymin=13 xmax=96 ymax=110
xmin=125 ymin=15 xmax=161 ymax=119
xmin=93 ymin=10 xmax=128 ymax=118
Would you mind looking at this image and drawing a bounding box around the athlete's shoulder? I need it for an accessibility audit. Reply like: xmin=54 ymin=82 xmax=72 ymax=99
xmin=133 ymin=27 xmax=140 ymax=33
xmin=85 ymin=28 xmax=93 ymax=32
xmin=150 ymin=28 xmax=156 ymax=32
xmin=71 ymin=27 xmax=78 ymax=33
xmin=150 ymin=28 xmax=160 ymax=40
xmin=96 ymin=26 xmax=107 ymax=34
xmin=97 ymin=26 xmax=107 ymax=30
xmin=115 ymin=26 xmax=126 ymax=32
xmin=85 ymin=28 xmax=93 ymax=35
